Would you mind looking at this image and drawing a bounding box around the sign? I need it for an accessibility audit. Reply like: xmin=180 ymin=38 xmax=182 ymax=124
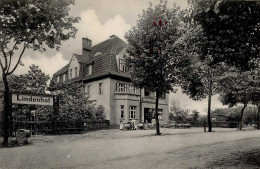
xmin=12 ymin=94 xmax=54 ymax=106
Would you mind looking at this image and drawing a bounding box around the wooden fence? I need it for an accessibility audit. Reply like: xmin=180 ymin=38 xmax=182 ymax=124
xmin=9 ymin=120 xmax=110 ymax=136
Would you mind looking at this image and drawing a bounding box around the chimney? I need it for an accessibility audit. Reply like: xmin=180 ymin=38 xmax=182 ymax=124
xmin=82 ymin=37 xmax=92 ymax=51
xmin=110 ymin=35 xmax=116 ymax=39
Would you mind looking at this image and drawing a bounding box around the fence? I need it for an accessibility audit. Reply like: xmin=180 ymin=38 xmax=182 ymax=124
xmin=9 ymin=120 xmax=110 ymax=136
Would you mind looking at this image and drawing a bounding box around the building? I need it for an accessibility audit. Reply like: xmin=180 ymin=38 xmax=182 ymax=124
xmin=52 ymin=35 xmax=169 ymax=126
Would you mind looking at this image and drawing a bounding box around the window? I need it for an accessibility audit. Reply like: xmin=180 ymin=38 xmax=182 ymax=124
xmin=75 ymin=67 xmax=78 ymax=77
xmin=63 ymin=74 xmax=66 ymax=82
xmin=120 ymin=105 xmax=124 ymax=119
xmin=93 ymin=52 xmax=102 ymax=57
xmin=99 ymin=83 xmax=103 ymax=95
xmin=129 ymin=85 xmax=133 ymax=93
xmin=70 ymin=69 xmax=72 ymax=79
xmin=144 ymin=88 xmax=150 ymax=96
xmin=129 ymin=106 xmax=136 ymax=119
xmin=85 ymin=85 xmax=91 ymax=95
xmin=116 ymin=83 xmax=137 ymax=94
xmin=88 ymin=65 xmax=92 ymax=75
xmin=116 ymin=83 xmax=124 ymax=92
xmin=119 ymin=59 xmax=127 ymax=72
xmin=158 ymin=109 xmax=163 ymax=119
xmin=57 ymin=76 xmax=60 ymax=82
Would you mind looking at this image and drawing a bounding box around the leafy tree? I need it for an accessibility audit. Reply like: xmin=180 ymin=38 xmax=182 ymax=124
xmin=125 ymin=1 xmax=187 ymax=135
xmin=8 ymin=64 xmax=50 ymax=94
xmin=178 ymin=0 xmax=260 ymax=132
xmin=248 ymin=60 xmax=260 ymax=129
xmin=94 ymin=105 xmax=106 ymax=121
xmin=177 ymin=2 xmax=229 ymax=132
xmin=218 ymin=69 xmax=254 ymax=130
xmin=190 ymin=0 xmax=260 ymax=71
xmin=52 ymin=82 xmax=95 ymax=121
xmin=191 ymin=110 xmax=199 ymax=123
xmin=169 ymin=99 xmax=191 ymax=123
xmin=0 ymin=0 xmax=79 ymax=146
xmin=7 ymin=65 xmax=51 ymax=120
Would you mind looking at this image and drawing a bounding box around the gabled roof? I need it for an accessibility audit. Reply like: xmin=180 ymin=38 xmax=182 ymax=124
xmin=53 ymin=64 xmax=69 ymax=76
xmin=74 ymin=53 xmax=84 ymax=63
xmin=53 ymin=35 xmax=130 ymax=81
xmin=82 ymin=35 xmax=129 ymax=81
xmin=85 ymin=35 xmax=127 ymax=61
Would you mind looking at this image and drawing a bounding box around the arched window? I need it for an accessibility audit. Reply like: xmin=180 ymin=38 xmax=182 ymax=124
xmin=93 ymin=52 xmax=102 ymax=57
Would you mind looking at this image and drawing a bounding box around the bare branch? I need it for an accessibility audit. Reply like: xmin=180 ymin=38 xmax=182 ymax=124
xmin=0 ymin=57 xmax=4 ymax=73
xmin=7 ymin=42 xmax=28 ymax=75
xmin=0 ymin=42 xmax=8 ymax=72
xmin=7 ymin=41 xmax=18 ymax=72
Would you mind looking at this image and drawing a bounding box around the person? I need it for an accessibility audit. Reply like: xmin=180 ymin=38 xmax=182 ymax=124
xmin=131 ymin=119 xmax=136 ymax=130
xmin=144 ymin=120 xmax=148 ymax=130
xmin=119 ymin=119 xmax=123 ymax=130
xmin=204 ymin=119 xmax=207 ymax=132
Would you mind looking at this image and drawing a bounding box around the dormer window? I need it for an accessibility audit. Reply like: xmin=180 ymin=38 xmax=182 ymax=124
xmin=86 ymin=65 xmax=93 ymax=76
xmin=119 ymin=59 xmax=127 ymax=72
xmin=88 ymin=65 xmax=92 ymax=75
xmin=93 ymin=52 xmax=102 ymax=57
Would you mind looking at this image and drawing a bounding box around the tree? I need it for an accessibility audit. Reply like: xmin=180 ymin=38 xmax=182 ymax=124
xmin=0 ymin=0 xmax=79 ymax=146
xmin=218 ymin=69 xmax=254 ymax=130
xmin=8 ymin=65 xmax=51 ymax=120
xmin=8 ymin=64 xmax=50 ymax=94
xmin=51 ymin=82 xmax=95 ymax=121
xmin=169 ymin=99 xmax=190 ymax=123
xmin=178 ymin=0 xmax=260 ymax=132
xmin=177 ymin=2 xmax=229 ymax=132
xmin=190 ymin=0 xmax=260 ymax=71
xmin=191 ymin=110 xmax=199 ymax=123
xmin=125 ymin=0 xmax=187 ymax=135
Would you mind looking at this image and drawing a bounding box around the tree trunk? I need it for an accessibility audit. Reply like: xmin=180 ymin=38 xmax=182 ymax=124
xmin=2 ymin=74 xmax=11 ymax=147
xmin=155 ymin=91 xmax=161 ymax=135
xmin=239 ymin=103 xmax=247 ymax=130
xmin=257 ymin=104 xmax=260 ymax=130
xmin=207 ymin=79 xmax=213 ymax=132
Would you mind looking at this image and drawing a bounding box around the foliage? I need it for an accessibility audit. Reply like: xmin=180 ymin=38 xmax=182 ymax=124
xmin=177 ymin=2 xmax=229 ymax=132
xmin=8 ymin=64 xmax=50 ymax=94
xmin=218 ymin=66 xmax=260 ymax=130
xmin=7 ymin=65 xmax=51 ymax=120
xmin=169 ymin=99 xmax=200 ymax=126
xmin=190 ymin=0 xmax=260 ymax=71
xmin=94 ymin=105 xmax=106 ymax=121
xmin=0 ymin=0 xmax=79 ymax=146
xmin=125 ymin=1 xmax=187 ymax=93
xmin=212 ymin=106 xmax=258 ymax=125
xmin=53 ymin=82 xmax=96 ymax=121
xmin=125 ymin=0 xmax=188 ymax=134
xmin=0 ymin=0 xmax=79 ymax=76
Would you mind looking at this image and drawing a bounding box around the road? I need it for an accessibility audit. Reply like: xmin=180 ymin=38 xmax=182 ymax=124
xmin=1 ymin=128 xmax=260 ymax=169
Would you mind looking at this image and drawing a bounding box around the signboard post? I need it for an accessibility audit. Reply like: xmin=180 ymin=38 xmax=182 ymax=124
xmin=11 ymin=93 xmax=58 ymax=135
xmin=12 ymin=94 xmax=54 ymax=106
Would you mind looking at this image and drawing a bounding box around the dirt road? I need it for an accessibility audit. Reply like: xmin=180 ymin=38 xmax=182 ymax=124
xmin=1 ymin=128 xmax=260 ymax=169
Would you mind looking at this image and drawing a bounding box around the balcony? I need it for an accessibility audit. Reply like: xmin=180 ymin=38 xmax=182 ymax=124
xmin=142 ymin=96 xmax=167 ymax=104
xmin=114 ymin=92 xmax=140 ymax=101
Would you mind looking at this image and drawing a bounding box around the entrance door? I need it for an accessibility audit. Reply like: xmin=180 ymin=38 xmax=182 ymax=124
xmin=144 ymin=108 xmax=152 ymax=123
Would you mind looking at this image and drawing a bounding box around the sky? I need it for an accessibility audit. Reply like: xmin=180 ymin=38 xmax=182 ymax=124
xmin=1 ymin=0 xmax=228 ymax=114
